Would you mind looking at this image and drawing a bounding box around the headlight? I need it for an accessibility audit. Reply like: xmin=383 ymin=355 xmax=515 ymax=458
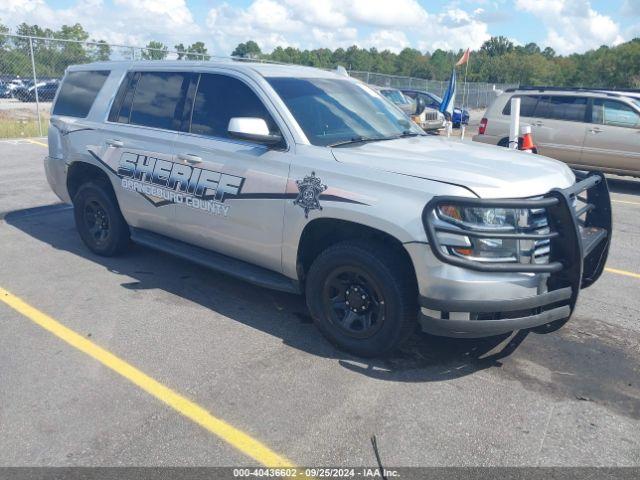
xmin=437 ymin=205 xmax=531 ymax=262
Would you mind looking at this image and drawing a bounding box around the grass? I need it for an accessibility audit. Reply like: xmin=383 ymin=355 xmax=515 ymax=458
xmin=0 ymin=117 xmax=48 ymax=139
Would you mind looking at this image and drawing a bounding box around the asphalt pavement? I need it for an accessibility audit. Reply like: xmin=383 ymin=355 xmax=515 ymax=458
xmin=0 ymin=139 xmax=639 ymax=468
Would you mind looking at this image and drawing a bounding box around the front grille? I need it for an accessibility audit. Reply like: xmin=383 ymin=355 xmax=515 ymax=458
xmin=423 ymin=111 xmax=439 ymax=121
xmin=527 ymin=208 xmax=550 ymax=264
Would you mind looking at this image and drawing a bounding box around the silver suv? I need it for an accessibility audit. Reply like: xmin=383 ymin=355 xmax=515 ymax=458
xmin=45 ymin=62 xmax=612 ymax=357
xmin=473 ymin=87 xmax=640 ymax=177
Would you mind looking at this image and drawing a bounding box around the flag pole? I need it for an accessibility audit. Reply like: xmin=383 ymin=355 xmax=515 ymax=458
xmin=460 ymin=55 xmax=469 ymax=140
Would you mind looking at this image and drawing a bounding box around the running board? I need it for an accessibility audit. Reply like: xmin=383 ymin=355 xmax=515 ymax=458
xmin=130 ymin=228 xmax=301 ymax=295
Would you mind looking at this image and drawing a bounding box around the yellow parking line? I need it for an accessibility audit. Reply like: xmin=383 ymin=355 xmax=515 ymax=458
xmin=605 ymin=267 xmax=640 ymax=280
xmin=0 ymin=286 xmax=293 ymax=468
xmin=611 ymin=199 xmax=640 ymax=206
xmin=25 ymin=138 xmax=48 ymax=147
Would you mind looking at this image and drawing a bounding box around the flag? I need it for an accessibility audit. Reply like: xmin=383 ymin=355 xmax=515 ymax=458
xmin=439 ymin=68 xmax=456 ymax=119
xmin=455 ymin=48 xmax=470 ymax=67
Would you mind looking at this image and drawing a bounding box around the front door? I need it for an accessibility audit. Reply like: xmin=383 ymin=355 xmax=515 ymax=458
xmin=170 ymin=72 xmax=292 ymax=273
xmin=581 ymin=98 xmax=640 ymax=173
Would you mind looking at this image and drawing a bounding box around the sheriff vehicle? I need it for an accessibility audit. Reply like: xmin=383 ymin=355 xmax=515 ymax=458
xmin=45 ymin=61 xmax=612 ymax=357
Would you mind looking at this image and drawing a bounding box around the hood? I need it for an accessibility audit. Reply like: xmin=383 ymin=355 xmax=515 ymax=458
xmin=331 ymin=136 xmax=575 ymax=198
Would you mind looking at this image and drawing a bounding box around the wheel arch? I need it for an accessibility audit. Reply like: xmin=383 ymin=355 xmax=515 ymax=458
xmin=67 ymin=160 xmax=115 ymax=200
xmin=295 ymin=217 xmax=417 ymax=290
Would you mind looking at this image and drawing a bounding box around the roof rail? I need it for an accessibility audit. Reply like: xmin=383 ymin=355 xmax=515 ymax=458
xmin=505 ymin=86 xmax=640 ymax=94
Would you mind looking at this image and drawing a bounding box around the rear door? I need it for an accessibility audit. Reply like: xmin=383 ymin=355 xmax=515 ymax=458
xmin=170 ymin=71 xmax=292 ymax=273
xmin=581 ymin=98 xmax=640 ymax=173
xmin=528 ymin=95 xmax=587 ymax=163
xmin=96 ymin=70 xmax=192 ymax=236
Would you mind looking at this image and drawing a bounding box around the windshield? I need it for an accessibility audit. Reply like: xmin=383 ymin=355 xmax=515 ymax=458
xmin=429 ymin=93 xmax=443 ymax=104
xmin=629 ymin=97 xmax=640 ymax=110
xmin=267 ymin=77 xmax=422 ymax=147
xmin=381 ymin=89 xmax=410 ymax=105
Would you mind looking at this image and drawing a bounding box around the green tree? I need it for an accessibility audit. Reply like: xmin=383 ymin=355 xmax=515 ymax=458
xmin=232 ymin=40 xmax=262 ymax=58
xmin=481 ymin=36 xmax=514 ymax=57
xmin=90 ymin=40 xmax=111 ymax=61
xmin=142 ymin=40 xmax=168 ymax=60
xmin=186 ymin=41 xmax=209 ymax=60
xmin=174 ymin=43 xmax=186 ymax=60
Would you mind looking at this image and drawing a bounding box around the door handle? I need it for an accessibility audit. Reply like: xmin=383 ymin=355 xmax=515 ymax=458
xmin=533 ymin=121 xmax=544 ymax=127
xmin=106 ymin=139 xmax=124 ymax=148
xmin=589 ymin=127 xmax=603 ymax=134
xmin=177 ymin=153 xmax=203 ymax=164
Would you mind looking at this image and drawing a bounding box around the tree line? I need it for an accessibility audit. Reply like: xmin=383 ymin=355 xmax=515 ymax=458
xmin=232 ymin=36 xmax=640 ymax=89
xmin=2 ymin=20 xmax=638 ymax=89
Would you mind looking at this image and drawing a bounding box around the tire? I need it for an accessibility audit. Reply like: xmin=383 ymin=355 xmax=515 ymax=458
xmin=498 ymin=137 xmax=523 ymax=149
xmin=305 ymin=240 xmax=417 ymax=357
xmin=73 ymin=181 xmax=130 ymax=256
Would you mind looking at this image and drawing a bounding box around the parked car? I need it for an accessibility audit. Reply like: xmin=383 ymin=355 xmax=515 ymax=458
xmin=371 ymin=85 xmax=445 ymax=131
xmin=473 ymin=87 xmax=640 ymax=177
xmin=14 ymin=80 xmax=59 ymax=102
xmin=402 ymin=89 xmax=470 ymax=127
xmin=45 ymin=62 xmax=611 ymax=357
xmin=0 ymin=82 xmax=12 ymax=98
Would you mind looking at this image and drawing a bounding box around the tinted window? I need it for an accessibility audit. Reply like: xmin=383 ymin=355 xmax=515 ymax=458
xmin=53 ymin=71 xmax=109 ymax=118
xmin=502 ymin=95 xmax=538 ymax=116
xmin=190 ymin=74 xmax=278 ymax=139
xmin=129 ymin=72 xmax=190 ymax=130
xmin=593 ymin=99 xmax=640 ymax=128
xmin=533 ymin=96 xmax=587 ymax=122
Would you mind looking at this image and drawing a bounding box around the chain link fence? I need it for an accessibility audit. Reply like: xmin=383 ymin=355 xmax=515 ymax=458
xmin=350 ymin=71 xmax=517 ymax=111
xmin=0 ymin=33 xmax=517 ymax=139
xmin=0 ymin=34 xmax=266 ymax=139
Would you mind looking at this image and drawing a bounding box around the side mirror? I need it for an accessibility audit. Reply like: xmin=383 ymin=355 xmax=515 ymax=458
xmin=228 ymin=117 xmax=283 ymax=146
xmin=415 ymin=96 xmax=426 ymax=116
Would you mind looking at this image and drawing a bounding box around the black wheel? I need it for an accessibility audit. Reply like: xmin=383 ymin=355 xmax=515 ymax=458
xmin=498 ymin=137 xmax=523 ymax=149
xmin=305 ymin=240 xmax=417 ymax=357
xmin=73 ymin=181 xmax=130 ymax=256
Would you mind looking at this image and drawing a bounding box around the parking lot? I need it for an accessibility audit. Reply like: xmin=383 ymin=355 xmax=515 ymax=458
xmin=0 ymin=138 xmax=639 ymax=469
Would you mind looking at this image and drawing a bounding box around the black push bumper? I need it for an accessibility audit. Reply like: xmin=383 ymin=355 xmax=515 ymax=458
xmin=419 ymin=171 xmax=612 ymax=338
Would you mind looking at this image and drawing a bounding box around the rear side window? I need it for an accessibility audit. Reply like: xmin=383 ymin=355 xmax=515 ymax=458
xmin=502 ymin=95 xmax=538 ymax=116
xmin=190 ymin=73 xmax=278 ymax=139
xmin=533 ymin=96 xmax=587 ymax=122
xmin=52 ymin=70 xmax=109 ymax=118
xmin=593 ymin=99 xmax=640 ymax=128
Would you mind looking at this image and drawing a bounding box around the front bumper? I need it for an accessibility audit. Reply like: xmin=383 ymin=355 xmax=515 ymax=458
xmin=417 ymin=171 xmax=612 ymax=338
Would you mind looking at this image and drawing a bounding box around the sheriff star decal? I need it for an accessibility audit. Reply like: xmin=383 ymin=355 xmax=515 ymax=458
xmin=294 ymin=172 xmax=327 ymax=218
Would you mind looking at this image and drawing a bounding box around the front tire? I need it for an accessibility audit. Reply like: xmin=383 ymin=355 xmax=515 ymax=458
xmin=73 ymin=181 xmax=130 ymax=256
xmin=305 ymin=240 xmax=417 ymax=357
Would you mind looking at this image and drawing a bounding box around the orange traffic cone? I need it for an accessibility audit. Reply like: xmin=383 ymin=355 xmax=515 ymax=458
xmin=520 ymin=125 xmax=537 ymax=154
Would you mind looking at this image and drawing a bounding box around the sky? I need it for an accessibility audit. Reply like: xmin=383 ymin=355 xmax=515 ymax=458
xmin=1 ymin=0 xmax=639 ymax=56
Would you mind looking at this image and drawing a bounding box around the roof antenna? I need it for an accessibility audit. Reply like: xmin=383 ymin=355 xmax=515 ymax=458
xmin=335 ymin=65 xmax=349 ymax=77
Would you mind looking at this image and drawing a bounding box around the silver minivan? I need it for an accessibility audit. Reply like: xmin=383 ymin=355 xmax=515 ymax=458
xmin=473 ymin=87 xmax=640 ymax=177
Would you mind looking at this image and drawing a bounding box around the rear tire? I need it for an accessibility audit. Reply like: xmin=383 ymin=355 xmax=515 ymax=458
xmin=305 ymin=240 xmax=417 ymax=357
xmin=73 ymin=181 xmax=130 ymax=256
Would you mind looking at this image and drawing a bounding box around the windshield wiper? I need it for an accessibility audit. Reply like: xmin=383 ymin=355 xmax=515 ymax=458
xmin=397 ymin=130 xmax=422 ymax=138
xmin=329 ymin=136 xmax=392 ymax=148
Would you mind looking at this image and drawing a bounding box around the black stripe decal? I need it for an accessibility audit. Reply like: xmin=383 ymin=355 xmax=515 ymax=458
xmin=87 ymin=150 xmax=368 ymax=208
